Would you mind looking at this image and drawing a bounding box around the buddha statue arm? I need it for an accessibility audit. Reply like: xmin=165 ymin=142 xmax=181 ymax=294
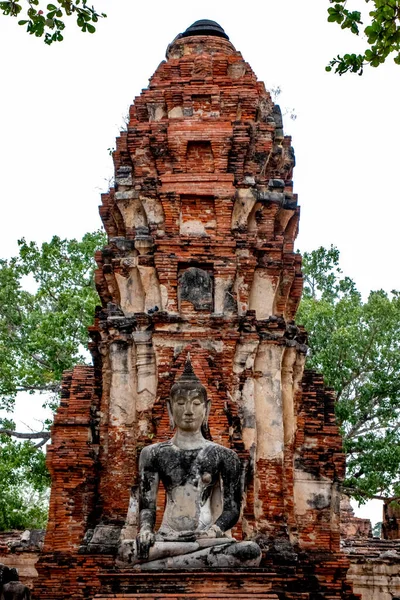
xmin=137 ymin=445 xmax=159 ymax=559
xmin=214 ymin=449 xmax=242 ymax=533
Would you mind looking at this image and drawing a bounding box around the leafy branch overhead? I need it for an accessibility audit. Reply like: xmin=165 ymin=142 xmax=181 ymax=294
xmin=297 ymin=246 xmax=400 ymax=502
xmin=327 ymin=0 xmax=400 ymax=74
xmin=0 ymin=0 xmax=106 ymax=44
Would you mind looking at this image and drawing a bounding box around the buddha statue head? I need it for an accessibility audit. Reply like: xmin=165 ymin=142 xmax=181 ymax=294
xmin=168 ymin=356 xmax=210 ymax=434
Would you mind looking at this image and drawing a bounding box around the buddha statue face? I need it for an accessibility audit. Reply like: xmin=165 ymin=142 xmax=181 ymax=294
xmin=170 ymin=387 xmax=208 ymax=433
xmin=168 ymin=357 xmax=210 ymax=434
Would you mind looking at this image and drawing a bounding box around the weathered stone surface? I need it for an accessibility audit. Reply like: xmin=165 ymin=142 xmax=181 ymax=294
xmin=0 ymin=565 xmax=32 ymax=599
xmin=343 ymin=537 xmax=400 ymax=600
xmin=2 ymin=580 xmax=31 ymax=599
xmin=0 ymin=532 xmax=43 ymax=590
xmin=179 ymin=267 xmax=213 ymax=311
xmin=136 ymin=540 xmax=261 ymax=570
xmin=83 ymin=525 xmax=122 ymax=555
xmin=33 ymin=19 xmax=359 ymax=600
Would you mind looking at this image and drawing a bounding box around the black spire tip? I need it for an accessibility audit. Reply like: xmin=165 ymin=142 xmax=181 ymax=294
xmin=181 ymin=19 xmax=229 ymax=41
xmin=170 ymin=354 xmax=207 ymax=402
xmin=179 ymin=354 xmax=200 ymax=382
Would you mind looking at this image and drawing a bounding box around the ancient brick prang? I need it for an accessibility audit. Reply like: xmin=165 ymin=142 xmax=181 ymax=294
xmin=340 ymin=495 xmax=372 ymax=540
xmin=34 ymin=20 xmax=358 ymax=600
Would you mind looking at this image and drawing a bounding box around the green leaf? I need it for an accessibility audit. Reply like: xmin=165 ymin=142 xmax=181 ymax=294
xmin=327 ymin=0 xmax=400 ymax=74
xmin=2 ymin=0 xmax=106 ymax=43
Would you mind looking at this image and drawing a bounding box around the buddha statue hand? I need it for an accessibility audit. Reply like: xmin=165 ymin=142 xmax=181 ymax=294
xmin=196 ymin=523 xmax=224 ymax=539
xmin=137 ymin=527 xmax=155 ymax=559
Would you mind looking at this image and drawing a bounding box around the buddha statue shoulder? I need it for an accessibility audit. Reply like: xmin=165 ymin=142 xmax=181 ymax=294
xmin=0 ymin=568 xmax=31 ymax=600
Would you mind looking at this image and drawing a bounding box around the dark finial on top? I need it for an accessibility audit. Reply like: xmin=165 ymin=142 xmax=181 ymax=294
xmin=170 ymin=354 xmax=207 ymax=403
xmin=179 ymin=354 xmax=200 ymax=383
xmin=181 ymin=19 xmax=229 ymax=41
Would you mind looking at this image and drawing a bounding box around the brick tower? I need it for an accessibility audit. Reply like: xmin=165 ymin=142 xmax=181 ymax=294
xmin=34 ymin=20 xmax=359 ymax=600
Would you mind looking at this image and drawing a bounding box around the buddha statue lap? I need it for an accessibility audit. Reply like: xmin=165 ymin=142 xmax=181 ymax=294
xmin=119 ymin=358 xmax=261 ymax=570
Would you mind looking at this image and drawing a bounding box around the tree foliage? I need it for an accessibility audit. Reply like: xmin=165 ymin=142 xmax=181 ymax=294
xmin=297 ymin=246 xmax=400 ymax=502
xmin=0 ymin=230 xmax=105 ymax=439
xmin=327 ymin=0 xmax=400 ymax=74
xmin=0 ymin=230 xmax=105 ymax=529
xmin=0 ymin=432 xmax=49 ymax=530
xmin=372 ymin=520 xmax=382 ymax=536
xmin=0 ymin=0 xmax=106 ymax=44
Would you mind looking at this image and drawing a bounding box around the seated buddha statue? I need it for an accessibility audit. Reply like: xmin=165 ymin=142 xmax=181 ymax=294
xmin=119 ymin=357 xmax=261 ymax=569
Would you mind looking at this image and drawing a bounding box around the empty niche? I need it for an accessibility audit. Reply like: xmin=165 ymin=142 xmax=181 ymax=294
xmin=186 ymin=141 xmax=215 ymax=173
xmin=180 ymin=195 xmax=216 ymax=236
xmin=178 ymin=264 xmax=213 ymax=312
xmin=248 ymin=268 xmax=277 ymax=319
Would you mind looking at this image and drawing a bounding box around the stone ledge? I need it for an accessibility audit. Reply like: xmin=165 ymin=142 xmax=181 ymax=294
xmin=94 ymin=595 xmax=279 ymax=599
xmin=96 ymin=570 xmax=279 ymax=597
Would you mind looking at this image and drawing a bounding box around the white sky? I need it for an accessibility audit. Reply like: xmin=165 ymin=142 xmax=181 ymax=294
xmin=1 ymin=0 xmax=397 ymax=525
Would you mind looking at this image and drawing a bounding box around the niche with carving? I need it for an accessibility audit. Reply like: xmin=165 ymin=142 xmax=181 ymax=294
xmin=178 ymin=264 xmax=213 ymax=312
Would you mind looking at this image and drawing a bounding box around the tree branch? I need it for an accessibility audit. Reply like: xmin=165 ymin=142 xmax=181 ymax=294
xmin=33 ymin=437 xmax=50 ymax=449
xmin=15 ymin=383 xmax=60 ymax=392
xmin=336 ymin=325 xmax=379 ymax=407
xmin=28 ymin=352 xmax=52 ymax=369
xmin=344 ymin=393 xmax=384 ymax=440
xmin=341 ymin=484 xmax=397 ymax=502
xmin=0 ymin=428 xmax=50 ymax=442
